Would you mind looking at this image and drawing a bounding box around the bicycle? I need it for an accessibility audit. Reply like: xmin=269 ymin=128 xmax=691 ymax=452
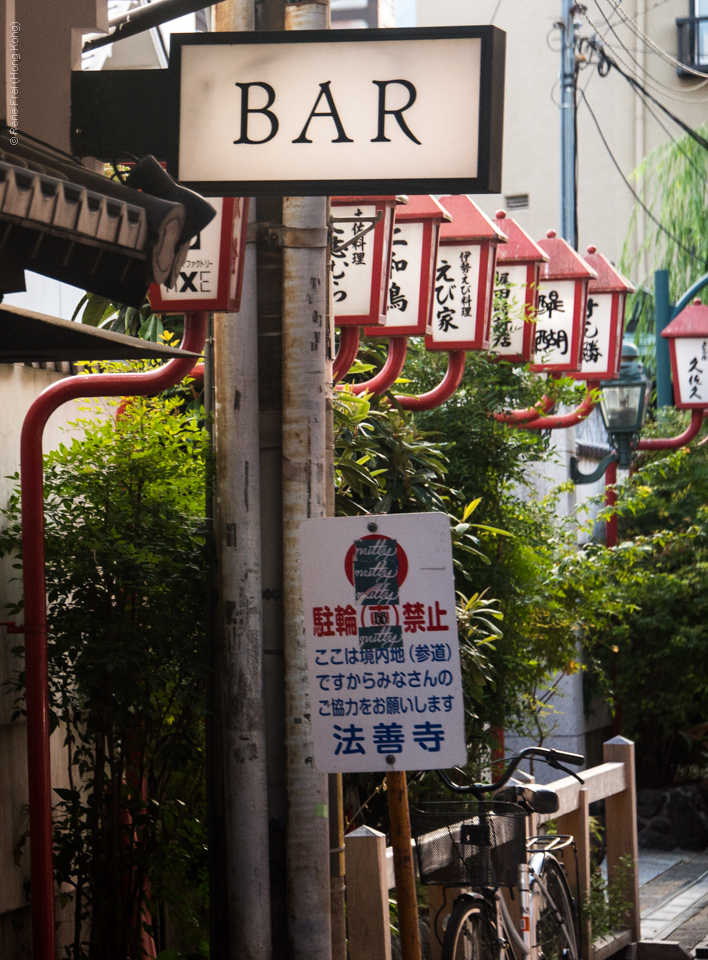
xmin=409 ymin=746 xmax=586 ymax=960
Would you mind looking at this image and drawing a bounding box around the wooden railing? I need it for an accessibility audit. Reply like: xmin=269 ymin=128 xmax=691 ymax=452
xmin=344 ymin=737 xmax=640 ymax=960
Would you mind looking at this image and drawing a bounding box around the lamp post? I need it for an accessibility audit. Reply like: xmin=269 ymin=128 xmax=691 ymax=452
xmin=425 ymin=194 xmax=507 ymax=352
xmin=347 ymin=195 xmax=451 ymax=397
xmin=330 ymin=195 xmax=400 ymax=328
xmin=661 ymin=297 xmax=708 ymax=409
xmin=530 ymin=229 xmax=597 ymax=374
xmin=490 ymin=210 xmax=548 ymax=364
xmin=579 ymin=245 xmax=635 ymax=381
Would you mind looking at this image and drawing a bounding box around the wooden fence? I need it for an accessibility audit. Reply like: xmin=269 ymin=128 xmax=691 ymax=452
xmin=344 ymin=736 xmax=639 ymax=960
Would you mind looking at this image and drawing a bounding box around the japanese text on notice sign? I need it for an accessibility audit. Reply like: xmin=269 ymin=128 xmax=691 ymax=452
xmin=298 ymin=512 xmax=467 ymax=773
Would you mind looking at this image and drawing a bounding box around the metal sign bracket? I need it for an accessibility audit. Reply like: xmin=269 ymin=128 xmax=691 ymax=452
xmin=249 ymin=223 xmax=329 ymax=248
xmin=329 ymin=211 xmax=383 ymax=254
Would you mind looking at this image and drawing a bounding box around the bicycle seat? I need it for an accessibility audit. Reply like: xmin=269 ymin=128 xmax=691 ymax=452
xmin=494 ymin=780 xmax=559 ymax=814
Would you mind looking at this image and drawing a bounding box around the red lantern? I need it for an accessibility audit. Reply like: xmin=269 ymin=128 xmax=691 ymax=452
xmin=578 ymin=245 xmax=635 ymax=381
xmin=150 ymin=197 xmax=249 ymax=313
xmin=529 ymin=230 xmax=597 ymax=374
xmin=490 ymin=210 xmax=548 ymax=363
xmin=662 ymin=298 xmax=708 ymax=409
xmin=364 ymin=195 xmax=450 ymax=338
xmin=424 ymin=195 xmax=507 ymax=352
xmin=331 ymin=195 xmax=400 ymax=328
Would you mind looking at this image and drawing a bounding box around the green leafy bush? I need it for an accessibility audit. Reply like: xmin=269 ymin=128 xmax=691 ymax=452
xmin=0 ymin=391 xmax=211 ymax=959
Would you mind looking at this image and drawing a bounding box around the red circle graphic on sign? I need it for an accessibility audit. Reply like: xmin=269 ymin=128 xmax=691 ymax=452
xmin=344 ymin=535 xmax=409 ymax=588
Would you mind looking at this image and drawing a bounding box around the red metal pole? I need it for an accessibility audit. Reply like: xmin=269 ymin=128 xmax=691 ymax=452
xmin=19 ymin=311 xmax=207 ymax=960
xmin=332 ymin=325 xmax=361 ymax=384
xmin=350 ymin=336 xmax=408 ymax=397
xmin=637 ymin=408 xmax=704 ymax=450
xmin=519 ymin=382 xmax=601 ymax=431
xmin=605 ymin=458 xmax=618 ymax=549
xmin=493 ymin=395 xmax=555 ymax=425
xmin=394 ymin=350 xmax=466 ymax=412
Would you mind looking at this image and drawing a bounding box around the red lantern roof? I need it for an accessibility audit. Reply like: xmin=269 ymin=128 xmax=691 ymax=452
xmin=395 ymin=194 xmax=451 ymax=222
xmin=538 ymin=230 xmax=596 ymax=282
xmin=438 ymin=195 xmax=507 ymax=244
xmin=662 ymin=298 xmax=708 ymax=339
xmin=493 ymin=210 xmax=548 ymax=264
xmin=584 ymin=245 xmax=635 ymax=294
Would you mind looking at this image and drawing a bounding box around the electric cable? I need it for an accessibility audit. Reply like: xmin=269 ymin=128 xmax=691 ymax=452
xmin=590 ymin=1 xmax=708 ymax=98
xmin=589 ymin=39 xmax=708 ymax=153
xmin=604 ymin=0 xmax=708 ymax=80
xmin=578 ymin=88 xmax=705 ymax=265
xmin=632 ymin=87 xmax=708 ymax=184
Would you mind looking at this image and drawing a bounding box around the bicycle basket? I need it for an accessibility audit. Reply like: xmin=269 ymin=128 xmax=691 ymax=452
xmin=409 ymin=801 xmax=527 ymax=887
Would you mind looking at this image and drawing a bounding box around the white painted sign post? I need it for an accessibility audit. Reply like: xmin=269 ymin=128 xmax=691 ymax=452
xmin=298 ymin=512 xmax=467 ymax=774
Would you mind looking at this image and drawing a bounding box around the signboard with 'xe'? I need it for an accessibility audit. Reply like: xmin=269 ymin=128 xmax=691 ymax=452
xmin=298 ymin=513 xmax=467 ymax=773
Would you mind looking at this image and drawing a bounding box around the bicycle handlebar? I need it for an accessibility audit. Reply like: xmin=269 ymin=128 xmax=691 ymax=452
xmin=435 ymin=746 xmax=585 ymax=796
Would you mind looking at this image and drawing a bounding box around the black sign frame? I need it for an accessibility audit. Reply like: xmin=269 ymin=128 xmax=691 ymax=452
xmin=168 ymin=25 xmax=506 ymax=197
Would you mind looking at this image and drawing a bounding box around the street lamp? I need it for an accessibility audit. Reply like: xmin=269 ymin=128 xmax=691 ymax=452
xmin=330 ymin=195 xmax=401 ymax=328
xmin=490 ymin=209 xmax=548 ymax=364
xmin=425 ymin=194 xmax=508 ymax=352
xmin=661 ymin=297 xmax=708 ymax=408
xmin=364 ymin=194 xmax=451 ymax=338
xmin=530 ymin=229 xmax=597 ymax=374
xmin=579 ymin=245 xmax=636 ymax=381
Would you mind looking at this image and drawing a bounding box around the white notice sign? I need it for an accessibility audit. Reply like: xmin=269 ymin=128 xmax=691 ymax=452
xmin=298 ymin=513 xmax=467 ymax=774
xmin=171 ymin=27 xmax=506 ymax=196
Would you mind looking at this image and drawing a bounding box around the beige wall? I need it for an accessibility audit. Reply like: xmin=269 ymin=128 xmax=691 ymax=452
xmin=418 ymin=0 xmax=708 ymax=281
xmin=0 ymin=364 xmax=89 ymax=955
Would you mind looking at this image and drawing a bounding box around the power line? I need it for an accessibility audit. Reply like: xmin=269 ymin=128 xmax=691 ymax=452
xmin=633 ymin=86 xmax=708 ymax=184
xmin=589 ymin=1 xmax=708 ymax=99
xmin=578 ymin=89 xmax=705 ymax=266
xmin=604 ymin=0 xmax=708 ymax=80
xmin=588 ymin=39 xmax=708 ymax=153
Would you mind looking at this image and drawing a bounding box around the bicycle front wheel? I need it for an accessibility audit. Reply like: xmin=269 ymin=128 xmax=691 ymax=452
xmin=441 ymin=896 xmax=496 ymax=960
xmin=533 ymin=857 xmax=578 ymax=960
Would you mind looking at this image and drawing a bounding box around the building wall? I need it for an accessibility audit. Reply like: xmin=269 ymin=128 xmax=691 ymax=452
xmin=417 ymin=0 xmax=708 ymax=274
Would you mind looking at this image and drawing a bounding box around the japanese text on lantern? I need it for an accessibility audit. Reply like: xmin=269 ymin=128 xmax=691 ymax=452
xmin=331 ymin=204 xmax=376 ymax=316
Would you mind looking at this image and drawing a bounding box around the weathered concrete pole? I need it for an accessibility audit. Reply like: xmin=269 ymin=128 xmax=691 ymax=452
xmin=281 ymin=5 xmax=333 ymax=959
xmin=213 ymin=3 xmax=273 ymax=959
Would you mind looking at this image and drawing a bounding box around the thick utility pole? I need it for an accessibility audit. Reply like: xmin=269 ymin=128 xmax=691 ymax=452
xmin=213 ymin=3 xmax=273 ymax=960
xmin=281 ymin=4 xmax=333 ymax=959
xmin=559 ymin=0 xmax=577 ymax=249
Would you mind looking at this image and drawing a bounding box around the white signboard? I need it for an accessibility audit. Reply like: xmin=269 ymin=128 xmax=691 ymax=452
xmin=386 ymin=220 xmax=425 ymax=328
xmin=534 ymin=279 xmax=577 ymax=366
xmin=580 ymin=292 xmax=613 ymax=375
xmin=429 ymin=244 xmax=482 ymax=345
xmin=675 ymin=337 xmax=708 ymax=406
xmin=171 ymin=27 xmax=506 ymax=196
xmin=298 ymin=513 xmax=467 ymax=774
xmin=490 ymin=263 xmax=527 ymax=356
xmin=331 ymin=204 xmax=377 ymax=316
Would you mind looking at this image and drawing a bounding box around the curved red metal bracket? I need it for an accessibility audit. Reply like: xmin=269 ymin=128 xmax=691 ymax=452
xmin=349 ymin=336 xmax=408 ymax=397
xmin=333 ymin=326 xmax=361 ymax=384
xmin=394 ymin=350 xmax=466 ymax=412
xmin=19 ymin=311 xmax=207 ymax=960
xmin=494 ymin=395 xmax=555 ymax=425
xmin=517 ymin=382 xmax=600 ymax=431
xmin=638 ymin=408 xmax=704 ymax=450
